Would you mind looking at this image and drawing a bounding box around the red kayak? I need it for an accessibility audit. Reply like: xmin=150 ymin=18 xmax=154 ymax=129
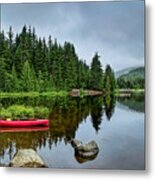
xmin=0 ymin=119 xmax=49 ymax=127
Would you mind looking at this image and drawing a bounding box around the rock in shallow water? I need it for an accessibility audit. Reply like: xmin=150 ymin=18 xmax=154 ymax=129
xmin=76 ymin=140 xmax=99 ymax=152
xmin=10 ymin=149 xmax=46 ymax=168
xmin=71 ymin=139 xmax=99 ymax=161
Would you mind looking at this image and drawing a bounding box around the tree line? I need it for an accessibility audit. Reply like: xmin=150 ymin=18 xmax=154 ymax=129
xmin=117 ymin=67 xmax=144 ymax=89
xmin=0 ymin=25 xmax=116 ymax=93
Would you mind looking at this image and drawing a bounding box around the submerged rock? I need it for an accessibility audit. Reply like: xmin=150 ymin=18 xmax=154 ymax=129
xmin=10 ymin=149 xmax=46 ymax=168
xmin=76 ymin=140 xmax=99 ymax=152
xmin=71 ymin=139 xmax=99 ymax=162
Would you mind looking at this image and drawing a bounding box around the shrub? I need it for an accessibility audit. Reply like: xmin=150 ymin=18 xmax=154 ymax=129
xmin=34 ymin=107 xmax=49 ymax=118
xmin=0 ymin=105 xmax=49 ymax=119
xmin=7 ymin=105 xmax=34 ymax=119
xmin=0 ymin=108 xmax=12 ymax=119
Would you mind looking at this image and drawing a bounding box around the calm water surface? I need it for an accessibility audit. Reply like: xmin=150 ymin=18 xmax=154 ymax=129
xmin=0 ymin=94 xmax=145 ymax=169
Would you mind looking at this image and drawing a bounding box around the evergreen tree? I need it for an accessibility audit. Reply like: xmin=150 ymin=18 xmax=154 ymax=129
xmin=11 ymin=65 xmax=20 ymax=92
xmin=7 ymin=26 xmax=14 ymax=69
xmin=4 ymin=72 xmax=13 ymax=92
xmin=21 ymin=60 xmax=35 ymax=92
xmin=63 ymin=42 xmax=77 ymax=90
xmin=77 ymin=60 xmax=89 ymax=89
xmin=0 ymin=58 xmax=6 ymax=92
xmin=0 ymin=31 xmax=11 ymax=72
xmin=104 ymin=64 xmax=117 ymax=93
xmin=90 ymin=53 xmax=103 ymax=90
xmin=48 ymin=74 xmax=55 ymax=91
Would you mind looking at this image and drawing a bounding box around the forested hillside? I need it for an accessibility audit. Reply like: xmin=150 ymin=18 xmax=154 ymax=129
xmin=115 ymin=67 xmax=138 ymax=78
xmin=0 ymin=25 xmax=116 ymax=93
xmin=117 ymin=67 xmax=144 ymax=89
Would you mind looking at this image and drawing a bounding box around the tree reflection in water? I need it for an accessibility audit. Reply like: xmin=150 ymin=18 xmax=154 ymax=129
xmin=0 ymin=95 xmax=117 ymax=163
xmin=104 ymin=94 xmax=116 ymax=120
xmin=89 ymin=96 xmax=104 ymax=132
xmin=117 ymin=92 xmax=144 ymax=113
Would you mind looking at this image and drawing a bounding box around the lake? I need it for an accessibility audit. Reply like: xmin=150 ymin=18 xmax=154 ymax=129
xmin=0 ymin=93 xmax=145 ymax=169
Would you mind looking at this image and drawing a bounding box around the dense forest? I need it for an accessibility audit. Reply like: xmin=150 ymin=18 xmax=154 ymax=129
xmin=0 ymin=25 xmax=117 ymax=93
xmin=117 ymin=67 xmax=144 ymax=89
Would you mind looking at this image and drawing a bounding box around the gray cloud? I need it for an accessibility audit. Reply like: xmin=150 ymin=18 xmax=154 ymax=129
xmin=1 ymin=1 xmax=144 ymax=71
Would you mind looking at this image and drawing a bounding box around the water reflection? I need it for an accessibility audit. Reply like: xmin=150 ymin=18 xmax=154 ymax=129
xmin=75 ymin=151 xmax=99 ymax=164
xmin=117 ymin=93 xmax=145 ymax=113
xmin=104 ymin=94 xmax=116 ymax=120
xmin=0 ymin=95 xmax=55 ymax=109
xmin=0 ymin=93 xmax=144 ymax=165
xmin=90 ymin=97 xmax=104 ymax=132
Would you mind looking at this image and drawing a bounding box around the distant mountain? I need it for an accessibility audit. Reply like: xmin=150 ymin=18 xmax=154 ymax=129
xmin=116 ymin=67 xmax=144 ymax=89
xmin=115 ymin=66 xmax=144 ymax=78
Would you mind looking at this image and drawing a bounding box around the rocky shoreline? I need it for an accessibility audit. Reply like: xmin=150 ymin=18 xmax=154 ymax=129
xmin=69 ymin=89 xmax=103 ymax=97
xmin=2 ymin=139 xmax=99 ymax=167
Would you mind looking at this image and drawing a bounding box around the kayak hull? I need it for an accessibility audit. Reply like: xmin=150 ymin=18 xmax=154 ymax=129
xmin=0 ymin=119 xmax=49 ymax=127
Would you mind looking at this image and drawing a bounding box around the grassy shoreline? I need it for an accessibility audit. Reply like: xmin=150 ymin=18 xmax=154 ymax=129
xmin=0 ymin=91 xmax=68 ymax=98
xmin=0 ymin=89 xmax=144 ymax=98
xmin=117 ymin=89 xmax=144 ymax=92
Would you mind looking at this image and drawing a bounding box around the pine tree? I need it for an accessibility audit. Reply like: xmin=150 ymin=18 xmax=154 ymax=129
xmin=11 ymin=65 xmax=20 ymax=92
xmin=104 ymin=64 xmax=117 ymax=93
xmin=4 ymin=72 xmax=13 ymax=92
xmin=90 ymin=53 xmax=103 ymax=90
xmin=77 ymin=60 xmax=89 ymax=89
xmin=0 ymin=58 xmax=6 ymax=92
xmin=7 ymin=26 xmax=14 ymax=69
xmin=21 ymin=60 xmax=35 ymax=92
xmin=0 ymin=31 xmax=11 ymax=72
xmin=63 ymin=42 xmax=78 ymax=90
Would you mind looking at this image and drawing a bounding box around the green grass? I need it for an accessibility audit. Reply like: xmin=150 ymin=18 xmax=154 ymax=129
xmin=114 ymin=89 xmax=145 ymax=97
xmin=79 ymin=89 xmax=87 ymax=97
xmin=0 ymin=89 xmax=144 ymax=99
xmin=0 ymin=91 xmax=68 ymax=98
xmin=0 ymin=105 xmax=49 ymax=119
xmin=131 ymin=89 xmax=145 ymax=93
xmin=115 ymin=88 xmax=144 ymax=93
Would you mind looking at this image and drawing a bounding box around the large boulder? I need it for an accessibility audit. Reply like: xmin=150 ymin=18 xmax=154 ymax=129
xmin=75 ymin=140 xmax=99 ymax=152
xmin=71 ymin=139 xmax=99 ymax=162
xmin=10 ymin=149 xmax=46 ymax=168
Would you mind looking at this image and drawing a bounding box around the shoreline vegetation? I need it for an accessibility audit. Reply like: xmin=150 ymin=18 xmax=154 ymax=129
xmin=0 ymin=105 xmax=49 ymax=120
xmin=0 ymin=89 xmax=144 ymax=120
xmin=0 ymin=89 xmax=144 ymax=98
xmin=0 ymin=91 xmax=68 ymax=98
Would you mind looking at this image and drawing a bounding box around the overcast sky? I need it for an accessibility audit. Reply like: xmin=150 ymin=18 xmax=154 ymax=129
xmin=1 ymin=1 xmax=144 ymax=71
